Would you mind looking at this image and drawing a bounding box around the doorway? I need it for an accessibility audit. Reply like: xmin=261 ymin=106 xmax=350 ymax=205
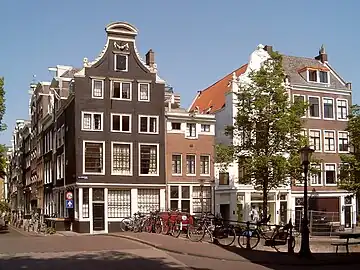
xmin=220 ymin=204 xmax=230 ymax=221
xmin=93 ymin=203 xmax=105 ymax=231
xmin=344 ymin=205 xmax=352 ymax=228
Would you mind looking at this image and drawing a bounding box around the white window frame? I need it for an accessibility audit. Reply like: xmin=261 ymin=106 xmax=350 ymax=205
xmin=91 ymin=79 xmax=104 ymax=99
xmin=169 ymin=185 xmax=191 ymax=212
xmin=322 ymin=97 xmax=335 ymax=120
xmin=111 ymin=80 xmax=132 ymax=101
xmin=293 ymin=94 xmax=306 ymax=118
xmin=200 ymin=155 xmax=211 ymax=176
xmin=308 ymin=95 xmax=321 ymax=119
xmin=171 ymin=154 xmax=182 ymax=176
xmin=307 ymin=70 xmax=330 ymax=84
xmin=111 ymin=142 xmax=133 ymax=176
xmin=324 ymin=163 xmax=337 ymax=186
xmin=138 ymin=82 xmax=150 ymax=102
xmin=310 ymin=163 xmax=322 ymax=186
xmin=110 ymin=113 xmax=132 ymax=133
xmin=114 ymin=54 xmax=128 ymax=72
xmin=82 ymin=140 xmax=105 ymax=175
xmin=336 ymin=98 xmax=348 ymax=121
xmin=338 ymin=131 xmax=350 ymax=153
xmin=309 ymin=129 xmax=322 ymax=153
xmin=81 ymin=111 xmax=103 ymax=132
xmin=186 ymin=154 xmax=196 ymax=176
xmin=200 ymin=124 xmax=211 ymax=132
xmin=138 ymin=115 xmax=159 ymax=134
xmin=138 ymin=143 xmax=160 ymax=177
xmin=186 ymin=123 xmax=197 ymax=139
xmin=323 ymin=130 xmax=336 ymax=153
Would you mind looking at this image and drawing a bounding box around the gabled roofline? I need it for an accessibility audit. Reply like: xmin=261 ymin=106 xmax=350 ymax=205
xmin=324 ymin=62 xmax=347 ymax=86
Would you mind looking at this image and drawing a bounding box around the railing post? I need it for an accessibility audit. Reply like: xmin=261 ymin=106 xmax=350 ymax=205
xmin=287 ymin=218 xmax=294 ymax=254
xmin=246 ymin=221 xmax=251 ymax=249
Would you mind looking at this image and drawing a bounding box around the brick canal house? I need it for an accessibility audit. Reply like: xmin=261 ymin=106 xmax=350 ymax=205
xmin=46 ymin=22 xmax=167 ymax=234
xmin=189 ymin=44 xmax=356 ymax=229
xmin=165 ymin=100 xmax=216 ymax=215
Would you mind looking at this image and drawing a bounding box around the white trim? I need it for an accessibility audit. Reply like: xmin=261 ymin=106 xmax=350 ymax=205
xmin=336 ymin=98 xmax=349 ymax=121
xmin=292 ymin=94 xmax=306 ymax=118
xmin=310 ymin=163 xmax=322 ymax=187
xmin=138 ymin=143 xmax=160 ymax=177
xmin=114 ymin=53 xmax=129 ymax=72
xmin=324 ymin=163 xmax=337 ymax=186
xmin=185 ymin=123 xmax=198 ymax=139
xmin=307 ymin=95 xmax=321 ymax=119
xmin=81 ymin=111 xmax=104 ymax=132
xmin=110 ymin=80 xmax=132 ymax=101
xmin=200 ymin=155 xmax=211 ymax=177
xmin=91 ymin=79 xmax=104 ymax=99
xmin=110 ymin=113 xmax=132 ymax=133
xmin=111 ymin=142 xmax=133 ymax=176
xmin=138 ymin=82 xmax=150 ymax=102
xmin=324 ymin=62 xmax=347 ymax=86
xmin=138 ymin=115 xmax=159 ymax=134
xmin=337 ymin=131 xmax=350 ymax=153
xmin=188 ymin=92 xmax=200 ymax=111
xmin=323 ymin=130 xmax=336 ymax=153
xmin=306 ymin=69 xmax=330 ymax=85
xmin=200 ymin=124 xmax=211 ymax=133
xmin=82 ymin=140 xmax=105 ymax=175
xmin=309 ymin=129 xmax=322 ymax=153
xmin=186 ymin=154 xmax=196 ymax=176
xmin=290 ymin=85 xmax=351 ymax=95
xmin=77 ymin=182 xmax=166 ymax=187
xmin=171 ymin=153 xmax=182 ymax=176
xmin=322 ymin=97 xmax=335 ymax=120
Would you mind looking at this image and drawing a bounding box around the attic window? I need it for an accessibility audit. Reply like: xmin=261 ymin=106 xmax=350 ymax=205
xmin=308 ymin=70 xmax=317 ymax=82
xmin=307 ymin=69 xmax=329 ymax=84
xmin=114 ymin=54 xmax=128 ymax=72
xmin=319 ymin=71 xmax=328 ymax=83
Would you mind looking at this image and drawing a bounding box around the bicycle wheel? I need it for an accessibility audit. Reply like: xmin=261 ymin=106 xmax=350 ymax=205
xmin=172 ymin=219 xmax=182 ymax=238
xmin=214 ymin=226 xmax=236 ymax=247
xmin=143 ymin=218 xmax=153 ymax=233
xmin=162 ymin=219 xmax=170 ymax=235
xmin=119 ymin=218 xmax=133 ymax=232
xmin=187 ymin=223 xmax=205 ymax=242
xmin=238 ymin=230 xmax=260 ymax=249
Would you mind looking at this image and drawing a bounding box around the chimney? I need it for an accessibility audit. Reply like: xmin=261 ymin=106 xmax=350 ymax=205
xmin=346 ymin=82 xmax=352 ymax=90
xmin=315 ymin=44 xmax=328 ymax=63
xmin=264 ymin=45 xmax=273 ymax=53
xmin=146 ymin=49 xmax=155 ymax=66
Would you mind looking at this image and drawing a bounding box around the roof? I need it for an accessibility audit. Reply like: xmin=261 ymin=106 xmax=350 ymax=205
xmin=61 ymin=68 xmax=80 ymax=78
xmin=189 ymin=64 xmax=248 ymax=113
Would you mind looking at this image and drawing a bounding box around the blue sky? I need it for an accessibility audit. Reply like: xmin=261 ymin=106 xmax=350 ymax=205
xmin=0 ymin=0 xmax=358 ymax=145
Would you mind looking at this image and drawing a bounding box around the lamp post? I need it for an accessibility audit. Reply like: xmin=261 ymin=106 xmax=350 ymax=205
xmin=199 ymin=179 xmax=204 ymax=215
xmin=299 ymin=145 xmax=314 ymax=258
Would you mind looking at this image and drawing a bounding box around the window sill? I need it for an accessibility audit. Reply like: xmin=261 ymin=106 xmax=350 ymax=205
xmin=186 ymin=174 xmax=196 ymax=177
xmin=111 ymin=98 xmax=132 ymax=101
xmin=138 ymin=132 xmax=159 ymax=135
xmin=337 ymin=118 xmax=348 ymax=122
xmin=172 ymin=173 xmax=182 ymax=176
xmin=185 ymin=137 xmax=198 ymax=140
xmin=338 ymin=151 xmax=350 ymax=154
xmin=324 ymin=183 xmax=337 ymax=187
xmin=324 ymin=150 xmax=337 ymax=154
xmin=82 ymin=172 xmax=105 ymax=176
xmin=200 ymin=174 xmax=211 ymax=177
xmin=323 ymin=118 xmax=336 ymax=121
xmin=110 ymin=130 xmax=132 ymax=133
xmin=308 ymin=116 xmax=321 ymax=120
xmin=91 ymin=96 xmax=104 ymax=100
xmin=311 ymin=184 xmax=323 ymax=187
xmin=111 ymin=172 xmax=132 ymax=176
xmin=81 ymin=129 xmax=103 ymax=132
xmin=138 ymin=99 xmax=150 ymax=102
xmin=139 ymin=173 xmax=159 ymax=177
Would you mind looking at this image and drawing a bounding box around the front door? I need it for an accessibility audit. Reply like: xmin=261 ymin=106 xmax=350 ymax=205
xmin=220 ymin=204 xmax=230 ymax=221
xmin=344 ymin=205 xmax=352 ymax=228
xmin=295 ymin=206 xmax=303 ymax=232
xmin=93 ymin=203 xmax=105 ymax=231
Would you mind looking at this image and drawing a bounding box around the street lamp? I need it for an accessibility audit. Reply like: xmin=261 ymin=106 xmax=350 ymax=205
xmin=199 ymin=179 xmax=205 ymax=215
xmin=299 ymin=145 xmax=314 ymax=258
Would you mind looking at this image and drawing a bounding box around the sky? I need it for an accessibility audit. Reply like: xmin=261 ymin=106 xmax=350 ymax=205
xmin=0 ymin=0 xmax=358 ymax=145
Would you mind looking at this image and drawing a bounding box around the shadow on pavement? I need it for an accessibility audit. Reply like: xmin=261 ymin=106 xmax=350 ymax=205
xmin=0 ymin=250 xmax=209 ymax=270
xmin=0 ymin=230 xmax=9 ymax=234
xmin=221 ymin=246 xmax=360 ymax=269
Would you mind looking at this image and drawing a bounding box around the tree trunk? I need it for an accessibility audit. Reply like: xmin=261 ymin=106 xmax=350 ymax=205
xmin=262 ymin=180 xmax=268 ymax=221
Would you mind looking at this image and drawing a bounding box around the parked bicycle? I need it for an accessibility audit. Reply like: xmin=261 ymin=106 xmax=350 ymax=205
xmin=119 ymin=212 xmax=147 ymax=232
xmin=143 ymin=210 xmax=162 ymax=234
xmin=161 ymin=209 xmax=182 ymax=237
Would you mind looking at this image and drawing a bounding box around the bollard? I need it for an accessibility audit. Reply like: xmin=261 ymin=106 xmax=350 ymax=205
xmin=246 ymin=221 xmax=251 ymax=250
xmin=287 ymin=218 xmax=294 ymax=254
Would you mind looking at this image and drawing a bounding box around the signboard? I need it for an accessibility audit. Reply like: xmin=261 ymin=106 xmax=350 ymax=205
xmin=65 ymin=191 xmax=73 ymax=200
xmin=66 ymin=200 xmax=74 ymax=209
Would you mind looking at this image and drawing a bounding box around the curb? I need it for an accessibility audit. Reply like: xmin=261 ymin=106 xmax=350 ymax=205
xmin=108 ymin=233 xmax=360 ymax=266
xmin=8 ymin=224 xmax=45 ymax=237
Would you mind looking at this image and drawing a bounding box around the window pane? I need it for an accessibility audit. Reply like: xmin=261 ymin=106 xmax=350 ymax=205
xmin=112 ymin=115 xmax=121 ymax=131
xmin=172 ymin=155 xmax=181 ymax=174
xmin=319 ymin=71 xmax=328 ymax=83
xmin=181 ymin=200 xmax=190 ymax=213
xmin=140 ymin=145 xmax=157 ymax=175
xmin=84 ymin=142 xmax=103 ymax=173
xmin=112 ymin=143 xmax=131 ymax=174
xmin=140 ymin=117 xmax=148 ymax=132
xmin=182 ymin=186 xmax=190 ymax=199
xmin=170 ymin=200 xmax=178 ymax=211
xmin=122 ymin=115 xmax=130 ymax=132
xmin=115 ymin=54 xmax=127 ymax=71
xmin=172 ymin=123 xmax=181 ymax=130
xmin=83 ymin=113 xmax=91 ymax=129
xmin=309 ymin=97 xmax=319 ymax=117
xmin=170 ymin=186 xmax=179 ymax=198
xmin=93 ymin=80 xmax=103 ymax=97
xmin=139 ymin=84 xmax=149 ymax=100
xmin=137 ymin=189 xmax=160 ymax=214
xmin=107 ymin=190 xmax=131 ymax=218
xmin=149 ymin=117 xmax=157 ymax=133
xmin=122 ymin=82 xmax=131 ymax=99
xmin=93 ymin=114 xmax=102 ymax=130
xmin=113 ymin=82 xmax=121 ymax=98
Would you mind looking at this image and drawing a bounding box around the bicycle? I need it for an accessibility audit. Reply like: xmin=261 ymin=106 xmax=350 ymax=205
xmin=119 ymin=212 xmax=147 ymax=232
xmin=161 ymin=210 xmax=182 ymax=238
xmin=143 ymin=210 xmax=162 ymax=234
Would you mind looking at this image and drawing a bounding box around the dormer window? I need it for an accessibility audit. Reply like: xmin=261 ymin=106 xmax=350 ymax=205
xmin=308 ymin=70 xmax=317 ymax=82
xmin=307 ymin=69 xmax=329 ymax=84
xmin=114 ymin=54 xmax=128 ymax=72
xmin=319 ymin=71 xmax=328 ymax=83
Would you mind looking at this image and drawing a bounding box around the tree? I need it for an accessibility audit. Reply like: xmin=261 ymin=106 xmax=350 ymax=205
xmin=339 ymin=105 xmax=360 ymax=195
xmin=218 ymin=51 xmax=309 ymax=220
xmin=0 ymin=77 xmax=7 ymax=172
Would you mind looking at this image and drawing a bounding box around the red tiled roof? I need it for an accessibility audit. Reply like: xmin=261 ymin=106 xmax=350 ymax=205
xmin=189 ymin=64 xmax=248 ymax=114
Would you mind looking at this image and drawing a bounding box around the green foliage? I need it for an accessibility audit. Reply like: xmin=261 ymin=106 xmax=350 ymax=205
xmin=216 ymin=51 xmax=312 ymax=217
xmin=0 ymin=77 xmax=6 ymax=173
xmin=0 ymin=201 xmax=10 ymax=213
xmin=339 ymin=105 xmax=360 ymax=195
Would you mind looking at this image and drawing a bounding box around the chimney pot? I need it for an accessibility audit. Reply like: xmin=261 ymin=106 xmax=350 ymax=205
xmin=264 ymin=45 xmax=273 ymax=53
xmin=146 ymin=49 xmax=155 ymax=66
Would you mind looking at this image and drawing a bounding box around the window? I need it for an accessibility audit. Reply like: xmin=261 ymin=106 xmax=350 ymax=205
xmin=319 ymin=71 xmax=328 ymax=83
xmin=111 ymin=81 xmax=131 ymax=100
xmin=309 ymin=130 xmax=321 ymax=151
xmin=108 ymin=190 xmax=131 ymax=218
xmin=337 ymin=99 xmax=348 ymax=120
xmin=111 ymin=114 xmax=131 ymax=133
xmin=186 ymin=123 xmax=196 ymax=138
xmin=172 ymin=154 xmax=182 ymax=175
xmin=309 ymin=97 xmax=320 ymax=118
xmin=308 ymin=70 xmax=317 ymax=82
xmin=201 ymin=124 xmax=210 ymax=132
xmin=310 ymin=164 xmax=322 ymax=185
xmin=293 ymin=95 xmax=305 ymax=104
xmin=338 ymin=132 xmax=349 ymax=152
xmin=111 ymin=142 xmax=132 ymax=175
xmin=323 ymin=98 xmax=334 ymax=119
xmin=138 ymin=83 xmax=150 ymax=101
xmin=324 ymin=131 xmax=335 ymax=152
xmin=171 ymin=122 xmax=181 ymax=130
xmin=61 ymin=153 xmax=65 ymax=178
xmin=192 ymin=186 xmax=211 ymax=214
xmin=200 ymin=155 xmax=210 ymax=175
xmin=83 ymin=141 xmax=105 ymax=174
xmin=82 ymin=112 xmax=103 ymax=131
xmin=325 ymin=164 xmax=336 ymax=185
xmin=92 ymin=79 xmax=104 ymax=99
xmin=219 ymin=172 xmax=229 ymax=185
xmin=82 ymin=188 xmax=89 ymax=218
xmin=139 ymin=144 xmax=159 ymax=176
xmin=139 ymin=115 xmax=158 ymax=134
xmin=169 ymin=186 xmax=190 ymax=213
xmin=138 ymin=189 xmax=160 ymax=214
xmin=186 ymin=154 xmax=196 ymax=175
xmin=114 ymin=54 xmax=128 ymax=72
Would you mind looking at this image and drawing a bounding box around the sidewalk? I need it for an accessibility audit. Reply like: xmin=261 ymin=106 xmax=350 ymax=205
xmin=109 ymin=232 xmax=360 ymax=266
